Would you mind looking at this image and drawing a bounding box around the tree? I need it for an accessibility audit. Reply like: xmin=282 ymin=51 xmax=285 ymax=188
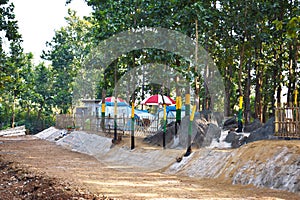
xmin=0 ymin=1 xmax=24 ymax=128
xmin=42 ymin=10 xmax=93 ymax=114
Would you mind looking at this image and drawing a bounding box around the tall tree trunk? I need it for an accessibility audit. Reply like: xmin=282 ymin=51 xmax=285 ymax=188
xmin=254 ymin=45 xmax=263 ymax=121
xmin=202 ymin=33 xmax=210 ymax=111
xmin=271 ymin=49 xmax=278 ymax=114
xmin=175 ymin=58 xmax=181 ymax=97
xmin=26 ymin=104 xmax=31 ymax=121
xmin=37 ymin=103 xmax=43 ymax=130
xmin=276 ymin=43 xmax=284 ymax=106
xmin=131 ymin=54 xmax=136 ymax=104
xmin=276 ymin=0 xmax=285 ymax=106
xmin=100 ymin=69 xmax=107 ymax=131
xmin=277 ymin=85 xmax=282 ymax=106
xmin=202 ymin=63 xmax=210 ymax=110
xmin=244 ymin=59 xmax=251 ymax=125
xmin=238 ymin=41 xmax=245 ymax=96
xmin=224 ymin=77 xmax=231 ymax=117
xmin=11 ymin=91 xmax=16 ymax=128
xmin=262 ymin=96 xmax=268 ymax=123
xmin=287 ymin=44 xmax=295 ymax=104
xmin=194 ymin=19 xmax=200 ymax=111
xmin=287 ymin=40 xmax=298 ymax=105
xmin=224 ymin=48 xmax=234 ymax=117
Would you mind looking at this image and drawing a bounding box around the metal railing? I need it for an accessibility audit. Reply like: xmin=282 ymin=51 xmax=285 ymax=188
xmin=55 ymin=114 xmax=175 ymax=137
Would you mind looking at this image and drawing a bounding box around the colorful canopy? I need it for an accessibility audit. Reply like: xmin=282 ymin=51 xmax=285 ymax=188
xmin=105 ymin=96 xmax=126 ymax=103
xmin=141 ymin=94 xmax=175 ymax=105
xmin=101 ymin=96 xmax=128 ymax=106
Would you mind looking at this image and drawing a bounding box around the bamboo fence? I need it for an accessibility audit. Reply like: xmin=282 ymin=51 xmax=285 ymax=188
xmin=275 ymin=104 xmax=300 ymax=138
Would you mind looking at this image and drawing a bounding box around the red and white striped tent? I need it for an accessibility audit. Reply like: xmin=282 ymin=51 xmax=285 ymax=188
xmin=141 ymin=94 xmax=175 ymax=106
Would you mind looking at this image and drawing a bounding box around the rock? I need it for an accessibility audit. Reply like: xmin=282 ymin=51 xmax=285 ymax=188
xmin=231 ymin=136 xmax=247 ymax=148
xmin=198 ymin=110 xmax=212 ymax=121
xmin=197 ymin=111 xmax=224 ymax=126
xmin=179 ymin=116 xmax=221 ymax=148
xmin=223 ymin=116 xmax=237 ymax=130
xmin=143 ymin=121 xmax=176 ymax=146
xmin=145 ymin=115 xmax=222 ymax=149
xmin=244 ymin=119 xmax=262 ymax=132
xmin=178 ymin=116 xmax=208 ymax=149
xmin=225 ymin=131 xmax=247 ymax=148
xmin=192 ymin=128 xmax=205 ymax=148
xmin=176 ymin=156 xmax=183 ymax=162
xmin=202 ymin=123 xmax=221 ymax=147
xmin=225 ymin=131 xmax=238 ymax=143
xmin=246 ymin=117 xmax=275 ymax=143
xmin=213 ymin=112 xmax=224 ymax=127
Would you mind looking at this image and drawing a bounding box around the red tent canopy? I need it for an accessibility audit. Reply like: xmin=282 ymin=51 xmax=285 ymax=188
xmin=141 ymin=94 xmax=175 ymax=105
xmin=105 ymin=96 xmax=126 ymax=103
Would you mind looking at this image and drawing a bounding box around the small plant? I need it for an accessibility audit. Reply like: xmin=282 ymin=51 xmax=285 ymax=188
xmin=66 ymin=125 xmax=74 ymax=130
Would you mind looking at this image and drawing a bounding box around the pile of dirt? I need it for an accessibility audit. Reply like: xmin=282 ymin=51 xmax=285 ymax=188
xmin=2 ymin=137 xmax=299 ymax=199
xmin=29 ymin=127 xmax=300 ymax=195
xmin=56 ymin=131 xmax=112 ymax=156
xmin=54 ymin=130 xmax=179 ymax=172
xmin=166 ymin=140 xmax=300 ymax=193
xmin=0 ymin=157 xmax=107 ymax=200
xmin=34 ymin=127 xmax=67 ymax=142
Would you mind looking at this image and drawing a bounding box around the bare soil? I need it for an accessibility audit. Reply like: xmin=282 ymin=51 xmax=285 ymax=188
xmin=0 ymin=135 xmax=299 ymax=200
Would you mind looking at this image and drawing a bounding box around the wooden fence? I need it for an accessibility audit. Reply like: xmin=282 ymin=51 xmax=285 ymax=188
xmin=275 ymin=105 xmax=300 ymax=138
xmin=55 ymin=114 xmax=74 ymax=129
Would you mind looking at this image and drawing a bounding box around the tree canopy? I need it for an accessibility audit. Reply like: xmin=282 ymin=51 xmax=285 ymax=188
xmin=0 ymin=0 xmax=299 ymax=133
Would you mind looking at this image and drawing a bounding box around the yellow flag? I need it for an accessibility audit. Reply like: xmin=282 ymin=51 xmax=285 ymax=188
xmin=163 ymin=104 xmax=167 ymax=120
xmin=190 ymin=105 xmax=197 ymax=121
xmin=101 ymin=103 xmax=105 ymax=113
xmin=239 ymin=96 xmax=243 ymax=109
xmin=131 ymin=102 xmax=135 ymax=118
xmin=176 ymin=96 xmax=182 ymax=109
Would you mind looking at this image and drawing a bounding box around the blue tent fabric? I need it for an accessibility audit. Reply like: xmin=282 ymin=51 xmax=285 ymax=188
xmin=105 ymin=102 xmax=128 ymax=106
xmin=166 ymin=105 xmax=186 ymax=112
xmin=99 ymin=102 xmax=154 ymax=119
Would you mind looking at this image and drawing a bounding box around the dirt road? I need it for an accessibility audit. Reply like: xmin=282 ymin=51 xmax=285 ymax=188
xmin=0 ymin=136 xmax=299 ymax=200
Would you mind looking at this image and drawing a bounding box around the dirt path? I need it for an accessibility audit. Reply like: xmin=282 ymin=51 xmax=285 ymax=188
xmin=0 ymin=136 xmax=299 ymax=200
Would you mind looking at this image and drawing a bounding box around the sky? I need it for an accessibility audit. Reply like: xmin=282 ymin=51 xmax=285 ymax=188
xmin=12 ymin=0 xmax=92 ymax=64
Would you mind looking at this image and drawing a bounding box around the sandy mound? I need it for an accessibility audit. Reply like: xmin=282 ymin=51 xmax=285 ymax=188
xmin=165 ymin=140 xmax=300 ymax=193
xmin=34 ymin=127 xmax=300 ymax=194
xmin=34 ymin=127 xmax=67 ymax=142
xmin=54 ymin=130 xmax=180 ymax=172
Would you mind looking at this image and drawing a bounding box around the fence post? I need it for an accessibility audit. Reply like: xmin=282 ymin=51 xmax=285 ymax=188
xmin=113 ymin=101 xmax=118 ymax=143
xmin=131 ymin=103 xmax=135 ymax=150
xmin=163 ymin=104 xmax=167 ymax=149
xmin=279 ymin=105 xmax=284 ymax=135
xmin=275 ymin=104 xmax=279 ymax=135
xmin=101 ymin=103 xmax=106 ymax=132
xmin=175 ymin=96 xmax=182 ymax=137
xmin=237 ymin=96 xmax=243 ymax=132
xmin=157 ymin=113 xmax=160 ymax=132
xmin=184 ymin=105 xmax=196 ymax=157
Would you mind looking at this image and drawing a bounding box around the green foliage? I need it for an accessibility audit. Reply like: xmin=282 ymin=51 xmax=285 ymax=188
xmin=42 ymin=10 xmax=93 ymax=114
xmin=1 ymin=0 xmax=300 ymax=133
